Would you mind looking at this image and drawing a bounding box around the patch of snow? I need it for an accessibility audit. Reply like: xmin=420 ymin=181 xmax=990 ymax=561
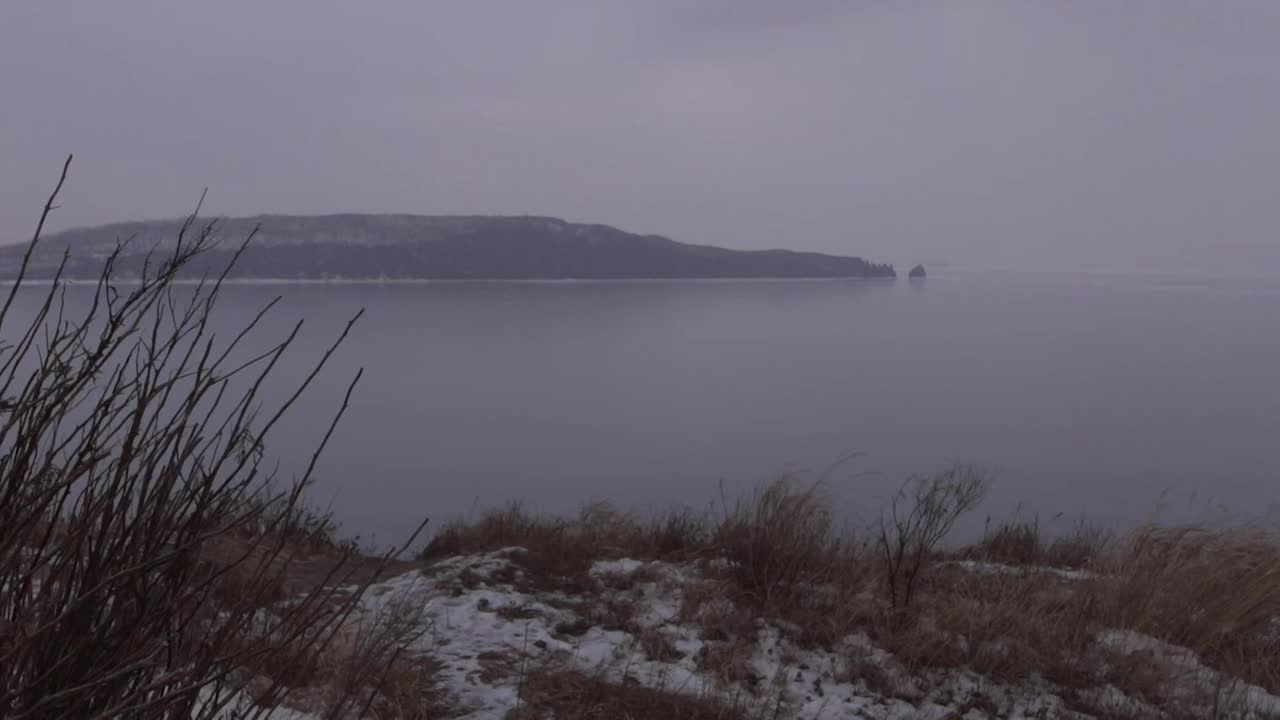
xmin=1074 ymin=684 xmax=1162 ymax=719
xmin=1099 ymin=629 xmax=1280 ymax=717
xmin=951 ymin=559 xmax=1095 ymax=581
xmin=345 ymin=553 xmax=1107 ymax=719
xmin=590 ymin=558 xmax=647 ymax=576
xmin=744 ymin=626 xmax=1072 ymax=720
xmin=335 ymin=551 xmax=1280 ymax=719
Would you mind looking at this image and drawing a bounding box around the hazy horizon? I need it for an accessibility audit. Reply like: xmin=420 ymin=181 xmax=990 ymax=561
xmin=5 ymin=2 xmax=1280 ymax=275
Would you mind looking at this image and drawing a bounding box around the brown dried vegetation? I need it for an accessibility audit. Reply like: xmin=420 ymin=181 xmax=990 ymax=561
xmin=426 ymin=469 xmax=1280 ymax=718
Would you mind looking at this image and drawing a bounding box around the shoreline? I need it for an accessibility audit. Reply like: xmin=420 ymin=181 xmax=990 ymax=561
xmin=0 ymin=275 xmax=901 ymax=286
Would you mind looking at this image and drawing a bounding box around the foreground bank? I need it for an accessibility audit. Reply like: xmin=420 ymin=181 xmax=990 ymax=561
xmin=241 ymin=476 xmax=1280 ymax=719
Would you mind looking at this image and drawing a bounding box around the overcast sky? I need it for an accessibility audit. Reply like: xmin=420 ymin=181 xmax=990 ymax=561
xmin=3 ymin=1 xmax=1279 ymax=273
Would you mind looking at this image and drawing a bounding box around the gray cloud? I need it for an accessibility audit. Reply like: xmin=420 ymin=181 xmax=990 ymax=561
xmin=3 ymin=1 xmax=1279 ymax=273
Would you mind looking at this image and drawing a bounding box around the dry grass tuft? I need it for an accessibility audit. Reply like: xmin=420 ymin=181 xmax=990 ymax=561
xmin=977 ymin=520 xmax=1044 ymax=566
xmin=420 ymin=503 xmax=556 ymax=560
xmin=975 ymin=518 xmax=1112 ymax=570
xmin=420 ymin=503 xmax=599 ymax=592
xmin=840 ymin=650 xmax=911 ymax=700
xmin=879 ymin=566 xmax=1101 ymax=687
xmin=696 ymin=641 xmax=762 ymax=690
xmin=234 ymin=569 xmax=441 ymax=719
xmin=637 ymin=626 xmax=686 ymax=663
xmin=1045 ymin=520 xmax=1112 ymax=570
xmin=1103 ymin=526 xmax=1280 ymax=693
xmin=714 ymin=478 xmax=843 ymax=606
xmin=679 ymin=583 xmax=759 ymax=644
xmin=420 ymin=502 xmax=711 ymax=593
xmin=643 ymin=508 xmax=715 ymax=561
xmin=872 ymin=524 xmax=1280 ymax=715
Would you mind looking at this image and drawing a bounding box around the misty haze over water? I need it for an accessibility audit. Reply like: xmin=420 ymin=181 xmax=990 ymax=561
xmin=4 ymin=1 xmax=1280 ymax=544
xmin=13 ymin=271 xmax=1274 ymax=544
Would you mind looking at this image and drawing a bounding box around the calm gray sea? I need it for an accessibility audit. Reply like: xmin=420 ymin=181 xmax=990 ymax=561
xmin=13 ymin=272 xmax=1280 ymax=544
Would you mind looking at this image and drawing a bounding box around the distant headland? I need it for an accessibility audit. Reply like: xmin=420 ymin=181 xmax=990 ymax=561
xmin=0 ymin=214 xmax=896 ymax=281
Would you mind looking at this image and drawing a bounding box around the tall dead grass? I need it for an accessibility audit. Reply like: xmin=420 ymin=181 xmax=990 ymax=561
xmin=714 ymin=479 xmax=844 ymax=605
xmin=1104 ymin=526 xmax=1280 ymax=693
xmin=975 ymin=517 xmax=1112 ymax=570
xmin=420 ymin=501 xmax=712 ymax=592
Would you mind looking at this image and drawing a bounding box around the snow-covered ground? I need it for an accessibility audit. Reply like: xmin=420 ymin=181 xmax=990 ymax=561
xmin=303 ymin=549 xmax=1276 ymax=719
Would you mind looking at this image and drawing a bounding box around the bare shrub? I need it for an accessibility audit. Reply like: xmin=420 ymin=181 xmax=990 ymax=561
xmin=0 ymin=158 xmax=424 ymax=719
xmin=877 ymin=465 xmax=988 ymax=610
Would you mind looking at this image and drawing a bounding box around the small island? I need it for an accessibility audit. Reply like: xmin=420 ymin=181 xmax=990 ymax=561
xmin=908 ymin=264 xmax=927 ymax=279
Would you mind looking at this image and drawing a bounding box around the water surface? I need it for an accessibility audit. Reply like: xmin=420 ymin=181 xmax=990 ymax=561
xmin=13 ymin=272 xmax=1279 ymax=544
